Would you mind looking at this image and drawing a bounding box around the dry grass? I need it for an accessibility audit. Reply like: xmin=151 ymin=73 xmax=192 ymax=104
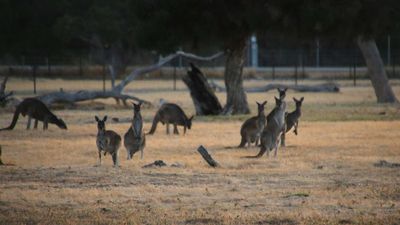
xmin=1 ymin=78 xmax=400 ymax=224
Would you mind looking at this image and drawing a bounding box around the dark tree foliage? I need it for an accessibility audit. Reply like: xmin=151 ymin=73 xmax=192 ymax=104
xmin=0 ymin=0 xmax=68 ymax=55
xmin=132 ymin=0 xmax=270 ymax=114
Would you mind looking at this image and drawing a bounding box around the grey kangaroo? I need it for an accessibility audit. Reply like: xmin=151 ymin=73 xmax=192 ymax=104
xmin=266 ymin=88 xmax=287 ymax=123
xmin=148 ymin=103 xmax=193 ymax=135
xmin=281 ymin=97 xmax=304 ymax=147
xmin=238 ymin=101 xmax=267 ymax=148
xmin=124 ymin=102 xmax=146 ymax=160
xmin=245 ymin=97 xmax=286 ymax=158
xmin=95 ymin=116 xmax=121 ymax=167
xmin=0 ymin=98 xmax=67 ymax=131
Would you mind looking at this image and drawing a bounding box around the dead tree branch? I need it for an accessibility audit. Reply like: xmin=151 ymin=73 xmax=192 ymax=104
xmin=209 ymin=81 xmax=340 ymax=93
xmin=197 ymin=145 xmax=220 ymax=168
xmin=35 ymin=51 xmax=223 ymax=107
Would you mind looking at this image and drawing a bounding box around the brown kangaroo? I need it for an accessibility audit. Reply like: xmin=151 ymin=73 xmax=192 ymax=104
xmin=266 ymin=88 xmax=287 ymax=123
xmin=95 ymin=116 xmax=121 ymax=167
xmin=245 ymin=96 xmax=286 ymax=158
xmin=238 ymin=101 xmax=267 ymax=148
xmin=124 ymin=102 xmax=146 ymax=160
xmin=147 ymin=103 xmax=193 ymax=135
xmin=281 ymin=97 xmax=304 ymax=147
xmin=0 ymin=98 xmax=67 ymax=131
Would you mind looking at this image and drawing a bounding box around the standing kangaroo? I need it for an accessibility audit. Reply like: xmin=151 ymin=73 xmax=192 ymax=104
xmin=147 ymin=103 xmax=193 ymax=135
xmin=245 ymin=97 xmax=286 ymax=158
xmin=95 ymin=116 xmax=121 ymax=167
xmin=238 ymin=101 xmax=267 ymax=148
xmin=266 ymin=88 xmax=287 ymax=123
xmin=281 ymin=97 xmax=304 ymax=147
xmin=124 ymin=102 xmax=146 ymax=160
xmin=0 ymin=98 xmax=67 ymax=131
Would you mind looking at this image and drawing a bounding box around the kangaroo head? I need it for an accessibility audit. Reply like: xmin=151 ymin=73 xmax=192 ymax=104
xmin=256 ymin=101 xmax=267 ymax=115
xmin=133 ymin=102 xmax=142 ymax=113
xmin=95 ymin=115 xmax=107 ymax=131
xmin=56 ymin=118 xmax=68 ymax=130
xmin=186 ymin=115 xmax=194 ymax=129
xmin=293 ymin=97 xmax=304 ymax=108
xmin=277 ymin=88 xmax=287 ymax=100
xmin=274 ymin=96 xmax=285 ymax=110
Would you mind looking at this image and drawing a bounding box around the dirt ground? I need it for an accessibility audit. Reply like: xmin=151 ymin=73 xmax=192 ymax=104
xmin=0 ymin=78 xmax=400 ymax=224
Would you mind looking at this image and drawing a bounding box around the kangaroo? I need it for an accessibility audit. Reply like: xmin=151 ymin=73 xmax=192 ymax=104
xmin=95 ymin=116 xmax=121 ymax=167
xmin=245 ymin=96 xmax=286 ymax=158
xmin=148 ymin=103 xmax=193 ymax=135
xmin=281 ymin=97 xmax=304 ymax=147
xmin=0 ymin=98 xmax=67 ymax=131
xmin=238 ymin=101 xmax=267 ymax=148
xmin=266 ymin=88 xmax=287 ymax=123
xmin=124 ymin=102 xmax=146 ymax=160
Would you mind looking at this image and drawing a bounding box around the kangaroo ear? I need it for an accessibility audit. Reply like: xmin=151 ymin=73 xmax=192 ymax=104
xmin=300 ymin=97 xmax=304 ymax=102
xmin=189 ymin=115 xmax=194 ymax=121
xmin=262 ymin=100 xmax=267 ymax=106
xmin=103 ymin=116 xmax=108 ymax=122
xmin=284 ymin=88 xmax=288 ymax=92
xmin=293 ymin=97 xmax=298 ymax=102
xmin=95 ymin=116 xmax=99 ymax=122
xmin=256 ymin=101 xmax=260 ymax=106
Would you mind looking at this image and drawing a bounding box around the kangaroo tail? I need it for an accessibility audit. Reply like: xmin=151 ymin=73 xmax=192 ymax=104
xmin=242 ymin=146 xmax=267 ymax=158
xmin=146 ymin=114 xmax=159 ymax=135
xmin=0 ymin=105 xmax=21 ymax=131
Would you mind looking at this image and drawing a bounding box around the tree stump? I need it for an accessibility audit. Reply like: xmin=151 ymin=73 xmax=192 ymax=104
xmin=182 ymin=63 xmax=222 ymax=115
xmin=197 ymin=145 xmax=220 ymax=167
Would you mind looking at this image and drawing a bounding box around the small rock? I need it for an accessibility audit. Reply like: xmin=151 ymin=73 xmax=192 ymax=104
xmin=142 ymin=160 xmax=167 ymax=168
xmin=101 ymin=207 xmax=111 ymax=213
xmin=170 ymin=162 xmax=184 ymax=168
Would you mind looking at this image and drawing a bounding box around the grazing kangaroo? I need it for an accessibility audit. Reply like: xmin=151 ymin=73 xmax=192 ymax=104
xmin=238 ymin=101 xmax=267 ymax=148
xmin=245 ymin=97 xmax=286 ymax=158
xmin=266 ymin=88 xmax=287 ymax=123
xmin=124 ymin=102 xmax=146 ymax=160
xmin=281 ymin=97 xmax=304 ymax=147
xmin=95 ymin=116 xmax=121 ymax=167
xmin=148 ymin=103 xmax=193 ymax=135
xmin=0 ymin=98 xmax=67 ymax=131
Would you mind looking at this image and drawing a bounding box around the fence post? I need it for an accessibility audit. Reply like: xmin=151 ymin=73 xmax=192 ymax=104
xmin=102 ymin=64 xmax=106 ymax=92
xmin=46 ymin=57 xmax=51 ymax=76
xmin=173 ymin=65 xmax=177 ymax=91
xmin=271 ymin=51 xmax=275 ymax=80
xmin=353 ymin=55 xmax=357 ymax=87
xmin=79 ymin=55 xmax=83 ymax=77
xmin=301 ymin=50 xmax=305 ymax=79
xmin=32 ymin=64 xmax=37 ymax=94
xmin=392 ymin=54 xmax=395 ymax=78
xmin=294 ymin=62 xmax=298 ymax=86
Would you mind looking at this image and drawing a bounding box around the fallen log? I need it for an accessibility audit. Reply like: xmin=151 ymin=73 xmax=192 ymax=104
xmin=34 ymin=51 xmax=223 ymax=107
xmin=197 ymin=145 xmax=220 ymax=168
xmin=182 ymin=63 xmax=222 ymax=115
xmin=36 ymin=89 xmax=151 ymax=106
xmin=209 ymin=81 xmax=340 ymax=93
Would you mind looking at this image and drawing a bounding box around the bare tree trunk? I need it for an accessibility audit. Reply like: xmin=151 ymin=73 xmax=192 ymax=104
xmin=221 ymin=40 xmax=250 ymax=115
xmin=108 ymin=65 xmax=116 ymax=89
xmin=357 ymin=37 xmax=398 ymax=103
